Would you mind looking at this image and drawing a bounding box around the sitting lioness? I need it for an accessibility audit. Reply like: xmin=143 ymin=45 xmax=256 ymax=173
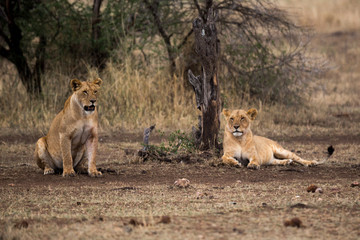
xmin=222 ymin=108 xmax=326 ymax=169
xmin=34 ymin=78 xmax=103 ymax=177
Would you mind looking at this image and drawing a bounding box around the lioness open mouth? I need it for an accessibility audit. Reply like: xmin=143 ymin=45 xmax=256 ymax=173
xmin=84 ymin=105 xmax=95 ymax=111
xmin=233 ymin=131 xmax=243 ymax=137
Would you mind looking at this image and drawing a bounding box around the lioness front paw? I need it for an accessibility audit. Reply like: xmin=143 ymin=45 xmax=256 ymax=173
xmin=89 ymin=169 xmax=103 ymax=178
xmin=222 ymin=156 xmax=240 ymax=166
xmin=44 ymin=167 xmax=55 ymax=175
xmin=62 ymin=169 xmax=76 ymax=177
xmin=247 ymin=162 xmax=260 ymax=170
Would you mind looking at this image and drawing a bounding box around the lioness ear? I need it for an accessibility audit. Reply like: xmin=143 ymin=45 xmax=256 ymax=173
xmin=247 ymin=108 xmax=258 ymax=120
xmin=93 ymin=78 xmax=102 ymax=87
xmin=70 ymin=79 xmax=82 ymax=92
xmin=222 ymin=109 xmax=231 ymax=118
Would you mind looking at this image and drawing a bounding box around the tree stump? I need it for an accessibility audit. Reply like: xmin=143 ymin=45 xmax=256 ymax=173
xmin=188 ymin=8 xmax=221 ymax=150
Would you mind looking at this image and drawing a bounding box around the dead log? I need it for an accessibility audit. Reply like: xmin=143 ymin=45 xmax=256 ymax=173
xmin=138 ymin=124 xmax=156 ymax=159
xmin=188 ymin=8 xmax=221 ymax=150
xmin=142 ymin=124 xmax=156 ymax=151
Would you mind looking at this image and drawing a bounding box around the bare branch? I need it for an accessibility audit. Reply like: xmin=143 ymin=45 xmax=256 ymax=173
xmin=143 ymin=0 xmax=176 ymax=75
xmin=177 ymin=28 xmax=193 ymax=50
xmin=188 ymin=69 xmax=202 ymax=110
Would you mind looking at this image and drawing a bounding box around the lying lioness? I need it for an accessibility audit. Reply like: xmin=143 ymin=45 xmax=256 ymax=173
xmin=34 ymin=78 xmax=103 ymax=177
xmin=222 ymin=108 xmax=327 ymax=169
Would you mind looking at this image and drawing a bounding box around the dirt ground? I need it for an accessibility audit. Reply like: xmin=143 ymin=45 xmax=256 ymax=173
xmin=0 ymin=130 xmax=359 ymax=240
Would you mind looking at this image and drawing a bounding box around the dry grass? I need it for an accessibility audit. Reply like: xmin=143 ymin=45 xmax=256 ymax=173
xmin=1 ymin=0 xmax=359 ymax=138
xmin=0 ymin=58 xmax=198 ymax=133
xmin=279 ymin=0 xmax=360 ymax=32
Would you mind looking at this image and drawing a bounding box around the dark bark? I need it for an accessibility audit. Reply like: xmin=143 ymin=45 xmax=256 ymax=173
xmin=33 ymin=35 xmax=46 ymax=95
xmin=0 ymin=0 xmax=44 ymax=97
xmin=91 ymin=0 xmax=107 ymax=70
xmin=188 ymin=8 xmax=221 ymax=150
xmin=138 ymin=124 xmax=156 ymax=159
xmin=142 ymin=124 xmax=156 ymax=151
xmin=193 ymin=0 xmax=213 ymax=23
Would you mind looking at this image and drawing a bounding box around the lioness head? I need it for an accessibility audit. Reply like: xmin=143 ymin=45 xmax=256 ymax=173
xmin=222 ymin=108 xmax=258 ymax=137
xmin=70 ymin=78 xmax=102 ymax=113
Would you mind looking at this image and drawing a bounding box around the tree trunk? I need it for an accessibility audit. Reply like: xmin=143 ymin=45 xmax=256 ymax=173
xmin=0 ymin=0 xmax=43 ymax=97
xmin=33 ymin=35 xmax=46 ymax=95
xmin=91 ymin=0 xmax=107 ymax=70
xmin=188 ymin=8 xmax=221 ymax=150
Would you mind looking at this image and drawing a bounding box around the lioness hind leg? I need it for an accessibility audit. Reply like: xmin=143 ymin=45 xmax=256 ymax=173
xmin=269 ymin=158 xmax=293 ymax=166
xmin=34 ymin=137 xmax=55 ymax=175
xmin=274 ymin=147 xmax=316 ymax=166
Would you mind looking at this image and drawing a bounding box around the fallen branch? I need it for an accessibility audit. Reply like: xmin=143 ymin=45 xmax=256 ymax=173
xmin=138 ymin=124 xmax=156 ymax=159
xmin=142 ymin=124 xmax=156 ymax=151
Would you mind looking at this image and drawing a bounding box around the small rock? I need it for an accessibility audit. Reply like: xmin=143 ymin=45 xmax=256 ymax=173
xmin=76 ymin=201 xmax=81 ymax=206
xmin=174 ymin=178 xmax=190 ymax=188
xmin=129 ymin=219 xmax=143 ymax=226
xmin=233 ymin=228 xmax=244 ymax=234
xmin=307 ymin=184 xmax=318 ymax=193
xmin=158 ymin=216 xmax=171 ymax=224
xmin=196 ymin=191 xmax=208 ymax=199
xmin=290 ymin=203 xmax=310 ymax=209
xmin=315 ymin=187 xmax=323 ymax=193
xmin=284 ymin=217 xmax=303 ymax=228
xmin=123 ymin=226 xmax=132 ymax=233
xmin=350 ymin=181 xmax=359 ymax=187
xmin=235 ymin=180 xmax=242 ymax=186
xmin=14 ymin=220 xmax=29 ymax=229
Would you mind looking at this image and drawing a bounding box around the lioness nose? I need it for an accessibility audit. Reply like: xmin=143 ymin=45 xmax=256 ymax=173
xmin=234 ymin=125 xmax=240 ymax=129
xmin=90 ymin=100 xmax=96 ymax=104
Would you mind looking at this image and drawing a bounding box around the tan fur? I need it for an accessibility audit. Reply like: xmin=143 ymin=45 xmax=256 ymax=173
xmin=34 ymin=78 xmax=103 ymax=177
xmin=222 ymin=108 xmax=318 ymax=169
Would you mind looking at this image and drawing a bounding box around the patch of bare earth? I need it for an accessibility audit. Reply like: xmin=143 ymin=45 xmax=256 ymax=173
xmin=1 ymin=130 xmax=359 ymax=240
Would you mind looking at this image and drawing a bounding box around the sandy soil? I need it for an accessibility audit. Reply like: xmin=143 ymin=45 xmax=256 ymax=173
xmin=0 ymin=131 xmax=359 ymax=240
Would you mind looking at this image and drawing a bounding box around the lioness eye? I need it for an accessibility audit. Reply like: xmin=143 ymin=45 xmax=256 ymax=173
xmin=83 ymin=91 xmax=88 ymax=95
xmin=241 ymin=117 xmax=245 ymax=121
xmin=230 ymin=118 xmax=234 ymax=121
xmin=94 ymin=90 xmax=97 ymax=94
